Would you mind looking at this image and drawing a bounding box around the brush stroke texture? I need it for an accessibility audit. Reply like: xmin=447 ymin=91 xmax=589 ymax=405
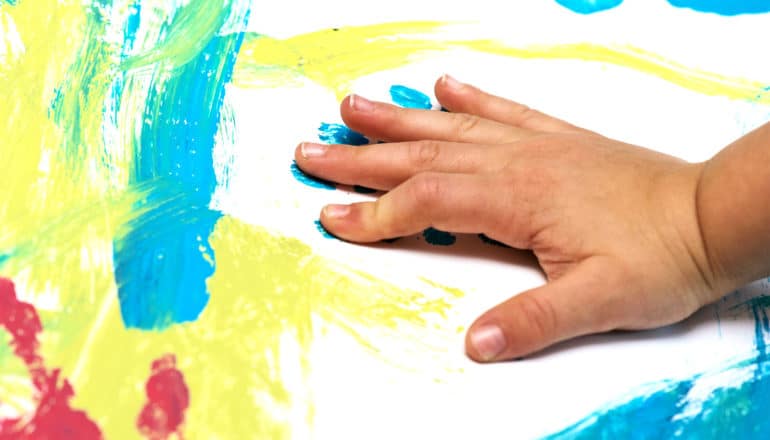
xmin=113 ymin=3 xmax=249 ymax=330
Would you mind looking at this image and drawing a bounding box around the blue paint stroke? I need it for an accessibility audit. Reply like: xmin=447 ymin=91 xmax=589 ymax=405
xmin=113 ymin=14 xmax=249 ymax=329
xmin=291 ymin=161 xmax=335 ymax=190
xmin=389 ymin=85 xmax=432 ymax=110
xmin=546 ymin=297 xmax=770 ymax=438
xmin=422 ymin=228 xmax=456 ymax=246
xmin=318 ymin=122 xmax=368 ymax=145
xmin=668 ymin=0 xmax=770 ymax=15
xmin=555 ymin=0 xmax=622 ymax=14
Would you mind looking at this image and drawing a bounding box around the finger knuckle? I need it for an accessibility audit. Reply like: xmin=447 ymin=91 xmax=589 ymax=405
xmin=408 ymin=140 xmax=442 ymax=168
xmin=410 ymin=173 xmax=444 ymax=207
xmin=516 ymin=294 xmax=559 ymax=341
xmin=453 ymin=113 xmax=482 ymax=137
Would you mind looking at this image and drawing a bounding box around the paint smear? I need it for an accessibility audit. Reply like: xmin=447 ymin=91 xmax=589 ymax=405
xmin=317 ymin=122 xmax=368 ymax=145
xmin=63 ymin=216 xmax=462 ymax=439
xmin=291 ymin=161 xmax=336 ymax=190
xmin=0 ymin=278 xmax=102 ymax=439
xmin=555 ymin=0 xmax=623 ymax=14
xmin=668 ymin=0 xmax=770 ymax=16
xmin=389 ymin=84 xmax=433 ymax=109
xmin=423 ymin=228 xmax=457 ymax=246
xmin=112 ymin=2 xmax=249 ymax=330
xmin=137 ymin=354 xmax=190 ymax=440
xmin=546 ymin=296 xmax=770 ymax=438
xmin=234 ymin=22 xmax=770 ymax=103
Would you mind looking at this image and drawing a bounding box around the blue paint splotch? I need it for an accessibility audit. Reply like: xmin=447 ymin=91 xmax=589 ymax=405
xmin=668 ymin=0 xmax=770 ymax=15
xmin=318 ymin=123 xmax=368 ymax=145
xmin=112 ymin=16 xmax=249 ymax=329
xmin=422 ymin=228 xmax=456 ymax=246
xmin=389 ymin=85 xmax=432 ymax=110
xmin=291 ymin=161 xmax=335 ymax=190
xmin=555 ymin=0 xmax=623 ymax=14
xmin=546 ymin=297 xmax=770 ymax=438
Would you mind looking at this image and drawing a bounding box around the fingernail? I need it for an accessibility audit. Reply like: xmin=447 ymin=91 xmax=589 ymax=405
xmin=470 ymin=325 xmax=506 ymax=361
xmin=323 ymin=204 xmax=350 ymax=219
xmin=349 ymin=94 xmax=375 ymax=112
xmin=441 ymin=74 xmax=463 ymax=89
xmin=301 ymin=142 xmax=327 ymax=158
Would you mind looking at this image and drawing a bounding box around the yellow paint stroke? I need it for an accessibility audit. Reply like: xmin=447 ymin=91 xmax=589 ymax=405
xmin=234 ymin=21 xmax=770 ymax=103
xmin=66 ymin=216 xmax=462 ymax=439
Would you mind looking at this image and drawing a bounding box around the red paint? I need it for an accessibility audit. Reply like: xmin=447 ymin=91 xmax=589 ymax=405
xmin=0 ymin=278 xmax=102 ymax=439
xmin=137 ymin=354 xmax=190 ymax=440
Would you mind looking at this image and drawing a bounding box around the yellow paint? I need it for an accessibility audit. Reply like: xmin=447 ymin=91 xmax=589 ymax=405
xmin=234 ymin=21 xmax=770 ymax=103
xmin=66 ymin=216 xmax=461 ymax=439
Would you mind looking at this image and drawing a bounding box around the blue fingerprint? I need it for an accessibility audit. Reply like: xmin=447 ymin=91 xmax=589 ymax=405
xmin=112 ymin=12 xmax=249 ymax=329
xmin=291 ymin=161 xmax=336 ymax=190
xmin=546 ymin=297 xmax=770 ymax=438
xmin=422 ymin=228 xmax=456 ymax=246
xmin=318 ymin=122 xmax=368 ymax=145
xmin=668 ymin=0 xmax=770 ymax=15
xmin=389 ymin=85 xmax=432 ymax=110
xmin=555 ymin=0 xmax=623 ymax=14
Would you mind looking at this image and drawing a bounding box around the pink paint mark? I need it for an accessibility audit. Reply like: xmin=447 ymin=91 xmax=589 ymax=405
xmin=0 ymin=277 xmax=102 ymax=440
xmin=137 ymin=354 xmax=190 ymax=440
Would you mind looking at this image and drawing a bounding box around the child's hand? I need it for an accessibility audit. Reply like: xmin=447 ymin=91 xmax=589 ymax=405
xmin=294 ymin=75 xmax=748 ymax=362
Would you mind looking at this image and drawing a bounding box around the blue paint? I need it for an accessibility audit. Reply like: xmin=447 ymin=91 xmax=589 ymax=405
xmin=668 ymin=0 xmax=770 ymax=15
xmin=112 ymin=8 xmax=249 ymax=329
xmin=291 ymin=161 xmax=335 ymax=190
xmin=353 ymin=185 xmax=377 ymax=194
xmin=546 ymin=297 xmax=770 ymax=438
xmin=0 ymin=252 xmax=9 ymax=267
xmin=318 ymin=123 xmax=368 ymax=145
xmin=555 ymin=0 xmax=623 ymax=14
xmin=389 ymin=85 xmax=432 ymax=110
xmin=422 ymin=228 xmax=456 ymax=246
xmin=314 ymin=220 xmax=336 ymax=239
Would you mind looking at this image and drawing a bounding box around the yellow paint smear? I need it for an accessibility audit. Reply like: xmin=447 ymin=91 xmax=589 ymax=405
xmin=234 ymin=21 xmax=769 ymax=103
xmin=67 ymin=216 xmax=461 ymax=439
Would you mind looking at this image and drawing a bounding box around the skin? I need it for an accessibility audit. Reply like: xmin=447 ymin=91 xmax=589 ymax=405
xmin=294 ymin=74 xmax=770 ymax=363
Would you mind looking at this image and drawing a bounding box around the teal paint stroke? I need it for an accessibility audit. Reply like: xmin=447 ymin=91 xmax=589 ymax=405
xmin=318 ymin=123 xmax=368 ymax=145
xmin=110 ymin=0 xmax=251 ymax=329
xmin=546 ymin=296 xmax=770 ymax=438
xmin=555 ymin=0 xmax=623 ymax=14
xmin=668 ymin=0 xmax=770 ymax=15
xmin=389 ymin=85 xmax=432 ymax=110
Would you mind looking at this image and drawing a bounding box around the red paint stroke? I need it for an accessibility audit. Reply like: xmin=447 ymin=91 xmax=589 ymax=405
xmin=0 ymin=277 xmax=102 ymax=440
xmin=137 ymin=354 xmax=190 ymax=440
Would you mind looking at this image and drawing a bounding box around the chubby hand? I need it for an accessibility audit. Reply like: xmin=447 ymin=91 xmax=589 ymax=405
xmin=295 ymin=75 xmax=720 ymax=362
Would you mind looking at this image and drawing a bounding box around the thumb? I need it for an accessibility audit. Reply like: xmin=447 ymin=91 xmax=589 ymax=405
xmin=465 ymin=258 xmax=615 ymax=362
